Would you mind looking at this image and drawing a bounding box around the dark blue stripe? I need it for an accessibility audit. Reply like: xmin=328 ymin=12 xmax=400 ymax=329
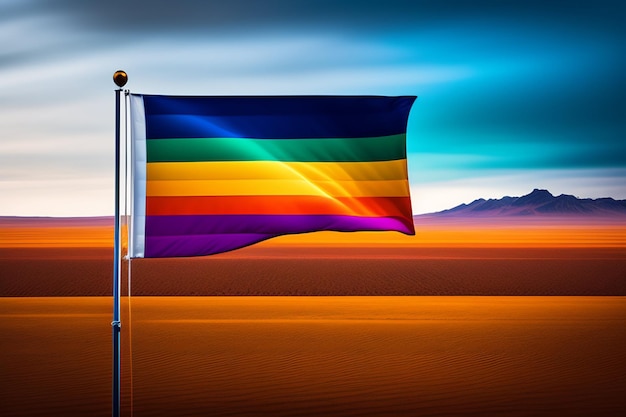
xmin=140 ymin=95 xmax=416 ymax=139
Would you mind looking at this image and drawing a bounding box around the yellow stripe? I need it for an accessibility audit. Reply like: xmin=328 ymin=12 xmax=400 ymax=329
xmin=147 ymin=160 xmax=407 ymax=181
xmin=146 ymin=179 xmax=410 ymax=197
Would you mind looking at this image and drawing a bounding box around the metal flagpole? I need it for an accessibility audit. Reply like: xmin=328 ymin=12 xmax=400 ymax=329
xmin=112 ymin=70 xmax=128 ymax=417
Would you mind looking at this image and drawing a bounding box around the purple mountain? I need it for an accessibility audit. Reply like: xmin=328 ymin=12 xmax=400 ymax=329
xmin=427 ymin=189 xmax=626 ymax=217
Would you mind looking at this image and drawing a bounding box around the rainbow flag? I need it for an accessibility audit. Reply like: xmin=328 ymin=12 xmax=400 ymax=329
xmin=129 ymin=94 xmax=416 ymax=258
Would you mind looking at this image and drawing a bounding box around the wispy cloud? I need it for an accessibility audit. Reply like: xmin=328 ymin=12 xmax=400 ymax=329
xmin=0 ymin=0 xmax=624 ymax=215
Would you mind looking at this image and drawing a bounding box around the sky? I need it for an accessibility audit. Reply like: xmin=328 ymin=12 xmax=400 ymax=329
xmin=1 ymin=0 xmax=624 ymax=216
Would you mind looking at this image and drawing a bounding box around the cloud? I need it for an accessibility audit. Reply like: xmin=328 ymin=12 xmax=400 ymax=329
xmin=1 ymin=0 xmax=624 ymax=216
xmin=122 ymin=37 xmax=472 ymax=95
xmin=0 ymin=177 xmax=113 ymax=217
xmin=24 ymin=1 xmax=625 ymax=36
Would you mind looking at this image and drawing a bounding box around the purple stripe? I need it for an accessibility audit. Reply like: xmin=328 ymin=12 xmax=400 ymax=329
xmin=146 ymin=214 xmax=414 ymax=236
xmin=143 ymin=215 xmax=415 ymax=258
xmin=145 ymin=234 xmax=279 ymax=258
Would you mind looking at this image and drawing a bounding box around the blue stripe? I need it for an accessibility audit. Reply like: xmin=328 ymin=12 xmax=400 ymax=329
xmin=141 ymin=95 xmax=416 ymax=139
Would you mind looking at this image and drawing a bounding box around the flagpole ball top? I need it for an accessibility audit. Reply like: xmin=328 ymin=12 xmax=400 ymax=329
xmin=113 ymin=70 xmax=128 ymax=87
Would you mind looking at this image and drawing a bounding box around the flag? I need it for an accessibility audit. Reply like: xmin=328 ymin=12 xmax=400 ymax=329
xmin=129 ymin=94 xmax=416 ymax=258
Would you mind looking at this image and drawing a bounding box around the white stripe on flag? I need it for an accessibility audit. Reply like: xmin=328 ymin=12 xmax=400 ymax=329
xmin=130 ymin=94 xmax=146 ymax=258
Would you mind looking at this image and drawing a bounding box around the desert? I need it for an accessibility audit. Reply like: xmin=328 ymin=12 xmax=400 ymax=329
xmin=1 ymin=211 xmax=625 ymax=416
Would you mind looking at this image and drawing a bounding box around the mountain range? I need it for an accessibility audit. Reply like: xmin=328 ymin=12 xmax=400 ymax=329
xmin=426 ymin=189 xmax=626 ymax=217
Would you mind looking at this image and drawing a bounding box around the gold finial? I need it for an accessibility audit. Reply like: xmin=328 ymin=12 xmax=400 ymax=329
xmin=113 ymin=70 xmax=128 ymax=87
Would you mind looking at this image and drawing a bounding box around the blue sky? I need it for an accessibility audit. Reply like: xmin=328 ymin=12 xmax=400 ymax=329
xmin=1 ymin=0 xmax=624 ymax=216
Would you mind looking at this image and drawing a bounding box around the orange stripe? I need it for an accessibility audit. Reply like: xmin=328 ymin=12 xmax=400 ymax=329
xmin=146 ymin=179 xmax=409 ymax=197
xmin=146 ymin=196 xmax=413 ymax=218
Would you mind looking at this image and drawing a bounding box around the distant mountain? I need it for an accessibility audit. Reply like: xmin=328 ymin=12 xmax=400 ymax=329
xmin=425 ymin=189 xmax=626 ymax=217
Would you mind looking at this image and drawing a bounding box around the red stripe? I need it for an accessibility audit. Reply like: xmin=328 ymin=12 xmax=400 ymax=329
xmin=146 ymin=195 xmax=412 ymax=218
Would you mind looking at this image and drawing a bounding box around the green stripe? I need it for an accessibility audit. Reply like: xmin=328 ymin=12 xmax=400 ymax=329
xmin=146 ymin=135 xmax=406 ymax=163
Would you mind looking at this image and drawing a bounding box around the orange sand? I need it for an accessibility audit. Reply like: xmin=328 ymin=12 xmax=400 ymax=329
xmin=1 ymin=296 xmax=625 ymax=417
xmin=2 ymin=246 xmax=625 ymax=296
xmin=0 ymin=217 xmax=114 ymax=248
xmin=2 ymin=217 xmax=625 ymax=415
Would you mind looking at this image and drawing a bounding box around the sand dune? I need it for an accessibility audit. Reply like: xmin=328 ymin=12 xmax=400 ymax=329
xmin=2 ymin=296 xmax=625 ymax=417
xmin=2 ymin=217 xmax=625 ymax=416
xmin=1 ymin=246 xmax=625 ymax=296
xmin=2 ymin=216 xmax=625 ymax=297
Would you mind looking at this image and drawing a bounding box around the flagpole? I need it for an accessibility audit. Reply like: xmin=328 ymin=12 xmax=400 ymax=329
xmin=112 ymin=70 xmax=128 ymax=417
